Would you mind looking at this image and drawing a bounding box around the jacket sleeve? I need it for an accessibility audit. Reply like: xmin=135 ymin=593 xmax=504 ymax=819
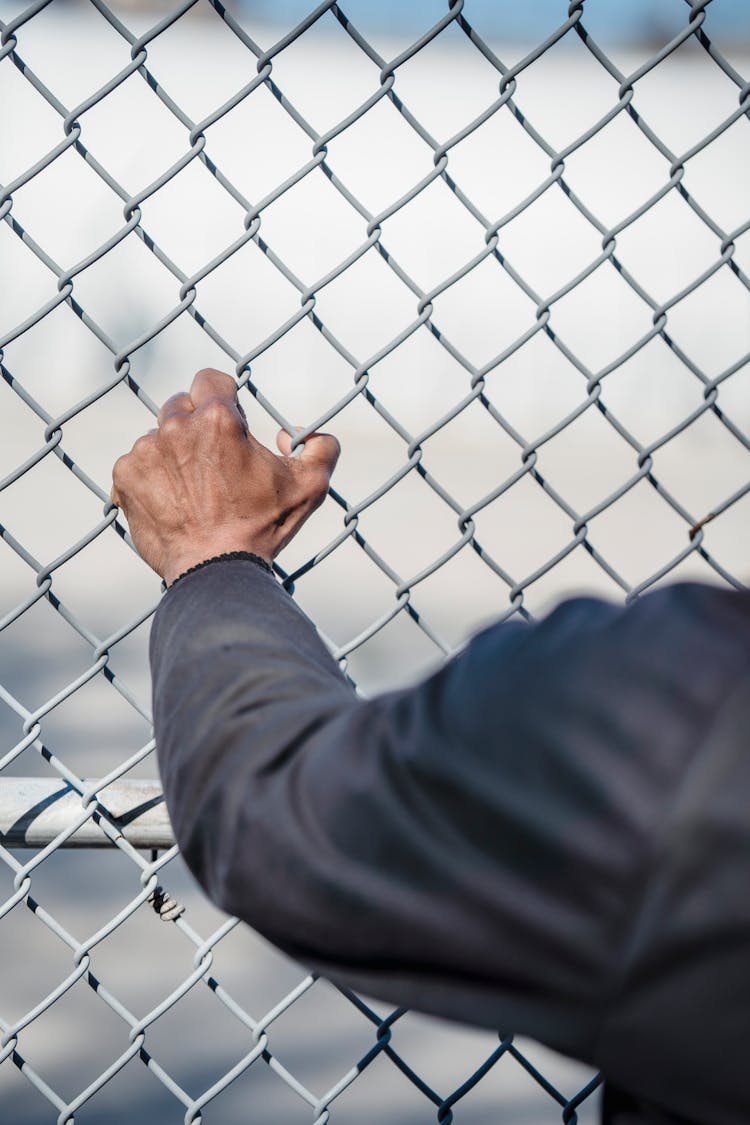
xmin=149 ymin=557 xmax=750 ymax=1065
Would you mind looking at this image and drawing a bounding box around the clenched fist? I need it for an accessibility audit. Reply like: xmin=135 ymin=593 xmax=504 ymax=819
xmin=111 ymin=368 xmax=340 ymax=586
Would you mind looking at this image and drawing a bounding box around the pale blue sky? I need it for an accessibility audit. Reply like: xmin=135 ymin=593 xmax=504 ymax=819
xmin=247 ymin=0 xmax=750 ymax=43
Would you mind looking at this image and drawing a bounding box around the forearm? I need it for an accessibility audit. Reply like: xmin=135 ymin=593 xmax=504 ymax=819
xmin=150 ymin=558 xmax=471 ymax=975
xmin=151 ymin=556 xmax=357 ymax=923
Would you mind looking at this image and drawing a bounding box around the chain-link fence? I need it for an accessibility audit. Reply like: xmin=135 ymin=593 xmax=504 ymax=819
xmin=1 ymin=0 xmax=748 ymax=1120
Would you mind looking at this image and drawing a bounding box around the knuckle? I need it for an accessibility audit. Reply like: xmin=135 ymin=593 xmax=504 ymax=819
xmin=195 ymin=367 xmax=235 ymax=394
xmin=159 ymin=391 xmax=191 ymax=419
xmin=161 ymin=391 xmax=183 ymax=408
xmin=132 ymin=432 xmax=156 ymax=458
xmin=112 ymin=453 xmax=130 ymax=486
xmin=202 ymin=398 xmax=237 ymax=433
xmin=160 ymin=414 xmax=188 ymax=442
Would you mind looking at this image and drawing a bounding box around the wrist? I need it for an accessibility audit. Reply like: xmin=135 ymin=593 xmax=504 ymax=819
xmin=168 ymin=551 xmax=273 ymax=587
xmin=163 ymin=538 xmax=272 ymax=586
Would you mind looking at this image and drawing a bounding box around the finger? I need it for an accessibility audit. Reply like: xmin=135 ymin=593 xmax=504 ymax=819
xmin=276 ymin=426 xmax=303 ymax=457
xmin=111 ymin=428 xmax=158 ymax=501
xmin=235 ymin=398 xmax=250 ymax=435
xmin=277 ymin=428 xmax=340 ymax=476
xmin=189 ymin=368 xmax=238 ymax=410
xmin=301 ymin=432 xmax=341 ymax=477
xmin=158 ymin=392 xmax=195 ymax=427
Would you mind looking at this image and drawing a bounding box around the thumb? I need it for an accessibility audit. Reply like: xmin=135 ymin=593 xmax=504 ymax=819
xmin=276 ymin=427 xmax=340 ymax=477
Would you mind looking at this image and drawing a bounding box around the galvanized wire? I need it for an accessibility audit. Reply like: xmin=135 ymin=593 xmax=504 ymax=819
xmin=0 ymin=0 xmax=748 ymax=1120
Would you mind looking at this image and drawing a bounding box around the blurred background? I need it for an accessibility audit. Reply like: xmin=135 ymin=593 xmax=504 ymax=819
xmin=0 ymin=1 xmax=748 ymax=1121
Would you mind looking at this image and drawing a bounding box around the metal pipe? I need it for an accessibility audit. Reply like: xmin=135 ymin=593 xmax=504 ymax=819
xmin=0 ymin=778 xmax=173 ymax=849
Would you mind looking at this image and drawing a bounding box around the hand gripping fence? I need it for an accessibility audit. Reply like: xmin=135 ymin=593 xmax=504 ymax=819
xmin=0 ymin=0 xmax=748 ymax=1120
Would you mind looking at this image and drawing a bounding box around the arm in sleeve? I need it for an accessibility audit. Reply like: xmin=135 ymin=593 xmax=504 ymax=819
xmin=150 ymin=558 xmax=750 ymax=1064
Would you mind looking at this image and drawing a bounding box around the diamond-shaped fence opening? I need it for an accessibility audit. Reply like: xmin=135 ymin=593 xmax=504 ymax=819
xmin=0 ymin=0 xmax=748 ymax=1121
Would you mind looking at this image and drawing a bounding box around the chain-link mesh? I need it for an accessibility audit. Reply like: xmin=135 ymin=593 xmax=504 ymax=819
xmin=1 ymin=0 xmax=748 ymax=1120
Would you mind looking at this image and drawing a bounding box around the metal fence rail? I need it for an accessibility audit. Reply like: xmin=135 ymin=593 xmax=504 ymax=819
xmin=0 ymin=0 xmax=748 ymax=1120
